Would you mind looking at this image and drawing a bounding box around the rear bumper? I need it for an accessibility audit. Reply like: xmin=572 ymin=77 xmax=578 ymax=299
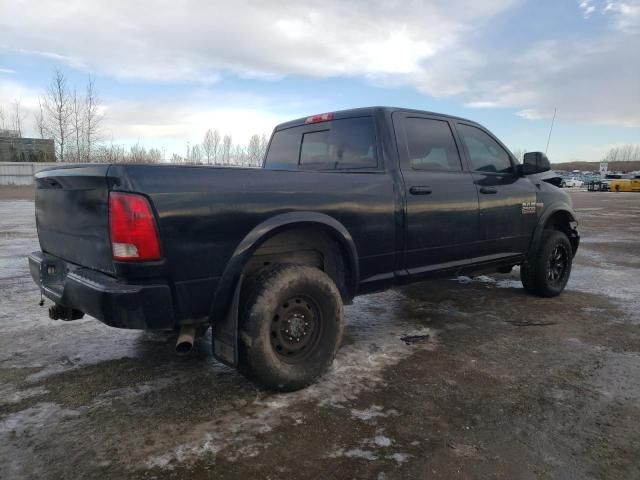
xmin=28 ymin=251 xmax=175 ymax=329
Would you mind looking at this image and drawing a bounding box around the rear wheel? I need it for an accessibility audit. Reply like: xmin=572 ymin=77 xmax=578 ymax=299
xmin=521 ymin=230 xmax=573 ymax=297
xmin=238 ymin=264 xmax=343 ymax=391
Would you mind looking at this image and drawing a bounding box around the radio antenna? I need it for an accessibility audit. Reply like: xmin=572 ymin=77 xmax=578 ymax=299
xmin=545 ymin=107 xmax=557 ymax=154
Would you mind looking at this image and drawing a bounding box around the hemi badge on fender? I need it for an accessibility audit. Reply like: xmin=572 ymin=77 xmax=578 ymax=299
xmin=522 ymin=201 xmax=536 ymax=214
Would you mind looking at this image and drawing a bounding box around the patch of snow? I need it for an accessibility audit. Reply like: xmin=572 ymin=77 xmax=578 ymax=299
xmin=373 ymin=435 xmax=392 ymax=447
xmin=0 ymin=402 xmax=79 ymax=437
xmin=388 ymin=452 xmax=411 ymax=464
xmin=350 ymin=405 xmax=399 ymax=421
xmin=0 ymin=384 xmax=49 ymax=404
xmin=145 ymin=290 xmax=439 ymax=468
xmin=495 ymin=279 xmax=522 ymax=289
xmin=328 ymin=447 xmax=378 ymax=461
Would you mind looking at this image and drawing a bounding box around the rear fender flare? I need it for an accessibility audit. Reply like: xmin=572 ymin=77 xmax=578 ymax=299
xmin=209 ymin=212 xmax=359 ymax=367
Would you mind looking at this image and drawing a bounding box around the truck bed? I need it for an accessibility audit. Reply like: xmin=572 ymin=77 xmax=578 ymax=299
xmin=34 ymin=163 xmax=397 ymax=323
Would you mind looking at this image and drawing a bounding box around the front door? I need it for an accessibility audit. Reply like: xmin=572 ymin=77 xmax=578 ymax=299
xmin=394 ymin=113 xmax=480 ymax=276
xmin=454 ymin=122 xmax=538 ymax=258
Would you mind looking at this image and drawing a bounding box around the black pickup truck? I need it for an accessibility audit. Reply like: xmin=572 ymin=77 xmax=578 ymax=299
xmin=29 ymin=107 xmax=579 ymax=390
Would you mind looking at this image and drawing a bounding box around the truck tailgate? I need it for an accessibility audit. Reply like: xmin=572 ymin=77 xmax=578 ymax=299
xmin=35 ymin=165 xmax=115 ymax=274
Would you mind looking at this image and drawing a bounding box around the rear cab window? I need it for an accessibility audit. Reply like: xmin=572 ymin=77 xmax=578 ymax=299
xmin=265 ymin=117 xmax=378 ymax=170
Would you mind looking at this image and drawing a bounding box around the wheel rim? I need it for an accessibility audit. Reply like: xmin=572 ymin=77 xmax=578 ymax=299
xmin=547 ymin=244 xmax=569 ymax=284
xmin=270 ymin=295 xmax=322 ymax=363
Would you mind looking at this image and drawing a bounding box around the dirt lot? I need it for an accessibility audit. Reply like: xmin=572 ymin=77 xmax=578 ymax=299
xmin=1 ymin=187 xmax=639 ymax=480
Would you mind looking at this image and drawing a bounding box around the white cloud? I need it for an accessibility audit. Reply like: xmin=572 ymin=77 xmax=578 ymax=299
xmin=0 ymin=0 xmax=515 ymax=82
xmin=580 ymin=0 xmax=597 ymax=17
xmin=516 ymin=109 xmax=549 ymax=120
xmin=0 ymin=68 xmax=16 ymax=74
xmin=606 ymin=1 xmax=640 ymax=31
xmin=464 ymin=101 xmax=500 ymax=108
xmin=0 ymin=0 xmax=638 ymax=132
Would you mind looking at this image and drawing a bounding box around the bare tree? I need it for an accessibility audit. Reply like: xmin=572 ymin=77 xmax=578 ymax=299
xmin=202 ymin=128 xmax=221 ymax=164
xmin=84 ymin=77 xmax=102 ymax=161
xmin=128 ymin=143 xmax=156 ymax=164
xmin=148 ymin=148 xmax=163 ymax=163
xmin=71 ymin=89 xmax=85 ymax=161
xmin=34 ymin=98 xmax=46 ymax=139
xmin=43 ymin=70 xmax=72 ymax=161
xmin=246 ymin=134 xmax=262 ymax=166
xmin=94 ymin=142 xmax=125 ymax=163
xmin=604 ymin=147 xmax=618 ymax=162
xmin=618 ymin=144 xmax=636 ymax=162
xmin=231 ymin=144 xmax=246 ymax=165
xmin=258 ymin=134 xmax=268 ymax=165
xmin=512 ymin=148 xmax=526 ymax=162
xmin=190 ymin=144 xmax=203 ymax=164
xmin=222 ymin=134 xmax=232 ymax=165
xmin=0 ymin=105 xmax=5 ymax=130
xmin=604 ymin=144 xmax=640 ymax=162
xmin=12 ymin=100 xmax=25 ymax=137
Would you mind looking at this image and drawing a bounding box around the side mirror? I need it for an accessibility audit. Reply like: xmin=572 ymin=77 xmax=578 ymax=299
xmin=520 ymin=152 xmax=551 ymax=175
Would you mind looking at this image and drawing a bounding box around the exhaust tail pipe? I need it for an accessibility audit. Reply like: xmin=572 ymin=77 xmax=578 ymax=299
xmin=175 ymin=325 xmax=197 ymax=355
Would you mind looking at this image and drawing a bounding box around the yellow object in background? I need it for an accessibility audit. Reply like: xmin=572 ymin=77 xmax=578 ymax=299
xmin=609 ymin=179 xmax=640 ymax=192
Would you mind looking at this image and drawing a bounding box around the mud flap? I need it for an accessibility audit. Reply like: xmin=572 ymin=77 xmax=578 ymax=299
xmin=212 ymin=274 xmax=243 ymax=368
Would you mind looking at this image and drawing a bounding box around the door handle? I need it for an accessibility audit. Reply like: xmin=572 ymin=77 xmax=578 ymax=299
xmin=479 ymin=186 xmax=497 ymax=194
xmin=409 ymin=186 xmax=433 ymax=195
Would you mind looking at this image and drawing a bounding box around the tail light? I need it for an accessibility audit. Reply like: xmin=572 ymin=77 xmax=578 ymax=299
xmin=109 ymin=192 xmax=161 ymax=261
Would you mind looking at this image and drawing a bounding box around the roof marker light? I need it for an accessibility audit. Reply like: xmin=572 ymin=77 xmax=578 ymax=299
xmin=305 ymin=112 xmax=334 ymax=124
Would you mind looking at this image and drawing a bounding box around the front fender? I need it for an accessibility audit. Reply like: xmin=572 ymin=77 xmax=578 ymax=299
xmin=530 ymin=202 xmax=579 ymax=256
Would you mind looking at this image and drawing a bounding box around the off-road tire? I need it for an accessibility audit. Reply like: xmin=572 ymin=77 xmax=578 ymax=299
xmin=521 ymin=230 xmax=573 ymax=297
xmin=238 ymin=264 xmax=343 ymax=391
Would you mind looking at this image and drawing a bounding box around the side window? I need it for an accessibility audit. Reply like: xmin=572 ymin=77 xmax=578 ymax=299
xmin=457 ymin=124 xmax=513 ymax=174
xmin=299 ymin=117 xmax=377 ymax=170
xmin=404 ymin=117 xmax=462 ymax=171
xmin=264 ymin=127 xmax=301 ymax=169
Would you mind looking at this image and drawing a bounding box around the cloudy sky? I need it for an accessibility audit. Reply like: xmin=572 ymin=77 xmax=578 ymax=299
xmin=1 ymin=0 xmax=638 ymax=162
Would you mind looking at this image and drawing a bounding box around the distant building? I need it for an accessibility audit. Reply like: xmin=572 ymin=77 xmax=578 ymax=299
xmin=0 ymin=133 xmax=56 ymax=162
xmin=0 ymin=129 xmax=20 ymax=138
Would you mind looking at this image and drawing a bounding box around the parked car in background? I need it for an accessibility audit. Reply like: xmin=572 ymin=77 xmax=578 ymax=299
xmin=561 ymin=177 xmax=584 ymax=188
xmin=609 ymin=177 xmax=640 ymax=192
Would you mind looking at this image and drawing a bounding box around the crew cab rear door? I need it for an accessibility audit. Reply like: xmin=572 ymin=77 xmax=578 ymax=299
xmin=393 ymin=112 xmax=481 ymax=276
xmin=454 ymin=122 xmax=538 ymax=257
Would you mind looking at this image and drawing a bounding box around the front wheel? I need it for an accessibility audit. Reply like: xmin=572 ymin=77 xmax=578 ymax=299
xmin=238 ymin=264 xmax=344 ymax=391
xmin=521 ymin=230 xmax=573 ymax=297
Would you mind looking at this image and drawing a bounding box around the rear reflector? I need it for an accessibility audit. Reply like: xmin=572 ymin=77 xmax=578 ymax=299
xmin=305 ymin=112 xmax=333 ymax=124
xmin=109 ymin=192 xmax=161 ymax=261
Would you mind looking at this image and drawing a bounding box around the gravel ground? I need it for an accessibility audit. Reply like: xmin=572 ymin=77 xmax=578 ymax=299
xmin=1 ymin=187 xmax=639 ymax=479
